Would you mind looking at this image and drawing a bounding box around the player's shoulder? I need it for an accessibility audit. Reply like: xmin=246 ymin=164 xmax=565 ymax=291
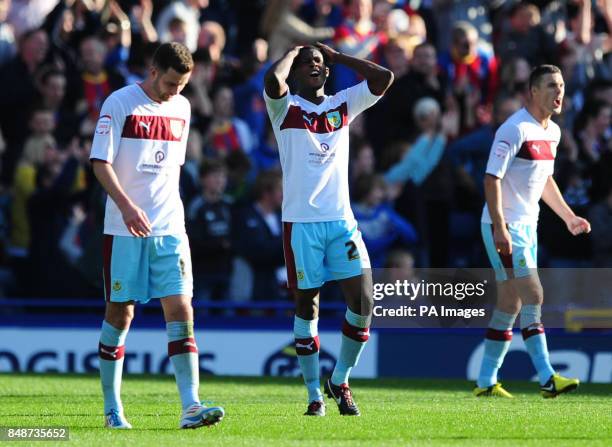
xmin=497 ymin=109 xmax=526 ymax=139
xmin=174 ymin=93 xmax=191 ymax=109
xmin=548 ymin=118 xmax=561 ymax=138
xmin=101 ymin=84 xmax=141 ymax=112
xmin=107 ymin=83 xmax=140 ymax=101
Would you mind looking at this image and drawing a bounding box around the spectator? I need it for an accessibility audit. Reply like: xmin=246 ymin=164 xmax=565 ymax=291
xmin=205 ymin=85 xmax=255 ymax=157
xmin=125 ymin=40 xmax=158 ymax=85
xmin=384 ymin=248 xmax=417 ymax=282
xmin=0 ymin=28 xmax=49 ymax=183
xmin=438 ymin=21 xmax=499 ymax=132
xmin=0 ymin=0 xmax=15 ymax=67
xmin=167 ymin=16 xmax=189 ymax=49
xmin=382 ymin=41 xmax=449 ymax=144
xmin=250 ymin=121 xmax=281 ymax=176
xmin=298 ymin=0 xmax=343 ymax=29
xmin=495 ymin=1 xmax=558 ymax=66
xmin=8 ymin=0 xmax=58 ymax=38
xmin=261 ymin=0 xmax=334 ymax=62
xmin=385 ymin=98 xmax=450 ymax=187
xmin=36 ymin=67 xmax=79 ymax=145
xmin=180 ymin=128 xmax=204 ymax=205
xmin=588 ymin=182 xmax=612 ymax=266
xmin=332 ymin=0 xmax=384 ymax=91
xmin=563 ymin=0 xmax=612 ymax=82
xmin=573 ymin=99 xmax=612 ymax=164
xmin=499 ymin=56 xmax=531 ymax=103
xmin=382 ymin=36 xmax=411 ymax=78
xmin=186 ymin=158 xmax=233 ymax=301
xmin=128 ymin=0 xmax=158 ymax=45
xmin=232 ymin=170 xmax=286 ymax=300
xmin=349 ymin=138 xmax=375 ymax=184
xmin=76 ymin=35 xmax=125 ymax=136
xmin=156 ymin=0 xmax=207 ymax=53
xmin=233 ymin=38 xmax=271 ymax=146
xmin=196 ymin=21 xmax=242 ymax=88
xmin=27 ymin=150 xmax=86 ymax=297
xmin=10 ymin=132 xmax=57 ymax=261
xmin=352 ymin=173 xmax=418 ymax=268
xmin=99 ymin=1 xmax=132 ymax=80
xmin=385 ymin=97 xmax=457 ymax=267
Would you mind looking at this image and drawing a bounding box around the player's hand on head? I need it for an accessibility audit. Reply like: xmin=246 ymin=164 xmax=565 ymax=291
xmin=567 ymin=216 xmax=591 ymax=236
xmin=493 ymin=226 xmax=512 ymax=256
xmin=121 ymin=202 xmax=152 ymax=237
xmin=314 ymin=42 xmax=338 ymax=64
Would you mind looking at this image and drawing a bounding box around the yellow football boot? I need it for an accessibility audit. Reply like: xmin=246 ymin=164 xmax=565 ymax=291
xmin=540 ymin=374 xmax=579 ymax=398
xmin=473 ymin=383 xmax=514 ymax=398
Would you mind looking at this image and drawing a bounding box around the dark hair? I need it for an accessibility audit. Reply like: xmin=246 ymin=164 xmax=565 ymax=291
xmin=252 ymin=170 xmax=282 ymax=200
xmin=528 ymin=64 xmax=561 ymax=90
xmin=413 ymin=41 xmax=435 ymax=54
xmin=153 ymin=42 xmax=194 ymax=74
xmin=509 ymin=1 xmax=531 ymax=17
xmin=352 ymin=173 xmax=386 ymax=202
xmin=584 ymin=77 xmax=612 ymax=103
xmin=169 ymin=17 xmax=187 ymax=29
xmin=39 ymin=67 xmax=65 ymax=85
xmin=199 ymin=158 xmax=227 ymax=177
xmin=290 ymin=46 xmax=330 ymax=72
xmin=28 ymin=103 xmax=53 ymax=121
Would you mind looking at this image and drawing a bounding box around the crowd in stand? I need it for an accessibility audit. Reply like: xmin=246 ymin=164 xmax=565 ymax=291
xmin=0 ymin=0 xmax=610 ymax=301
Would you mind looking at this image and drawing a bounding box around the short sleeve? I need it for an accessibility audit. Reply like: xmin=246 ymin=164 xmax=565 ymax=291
xmin=178 ymin=100 xmax=191 ymax=166
xmin=90 ymin=94 xmax=124 ymax=164
xmin=345 ymin=80 xmax=382 ymax=122
xmin=263 ymin=89 xmax=290 ymax=127
xmin=485 ymin=122 xmax=523 ymax=179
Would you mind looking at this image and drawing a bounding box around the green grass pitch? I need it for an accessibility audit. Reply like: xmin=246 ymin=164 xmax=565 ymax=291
xmin=1 ymin=374 xmax=611 ymax=446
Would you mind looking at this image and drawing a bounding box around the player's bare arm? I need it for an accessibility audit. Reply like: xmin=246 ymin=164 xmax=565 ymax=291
xmin=264 ymin=46 xmax=302 ymax=99
xmin=484 ymin=174 xmax=512 ymax=255
xmin=315 ymin=42 xmax=394 ymax=95
xmin=91 ymin=159 xmax=152 ymax=237
xmin=541 ymin=175 xmax=591 ymax=235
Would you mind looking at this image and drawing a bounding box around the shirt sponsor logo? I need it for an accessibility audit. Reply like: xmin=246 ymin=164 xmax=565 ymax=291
xmin=95 ymin=114 xmax=112 ymax=135
xmin=494 ymin=140 xmax=510 ymax=158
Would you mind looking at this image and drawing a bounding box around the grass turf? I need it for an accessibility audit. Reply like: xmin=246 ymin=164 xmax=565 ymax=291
xmin=0 ymin=374 xmax=610 ymax=446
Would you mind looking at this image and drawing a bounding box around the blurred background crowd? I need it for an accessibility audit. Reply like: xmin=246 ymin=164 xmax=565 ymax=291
xmin=0 ymin=0 xmax=610 ymax=302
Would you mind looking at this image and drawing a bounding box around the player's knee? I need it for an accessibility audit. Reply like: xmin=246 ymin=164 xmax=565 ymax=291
xmin=294 ymin=289 xmax=319 ymax=320
xmin=500 ymin=300 xmax=521 ymax=315
xmin=165 ymin=303 xmax=193 ymax=322
xmin=104 ymin=304 xmax=133 ymax=329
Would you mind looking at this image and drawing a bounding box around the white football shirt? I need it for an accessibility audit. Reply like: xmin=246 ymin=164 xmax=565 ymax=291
xmin=90 ymin=84 xmax=190 ymax=236
xmin=482 ymin=108 xmax=561 ymax=225
xmin=264 ymin=80 xmax=381 ymax=222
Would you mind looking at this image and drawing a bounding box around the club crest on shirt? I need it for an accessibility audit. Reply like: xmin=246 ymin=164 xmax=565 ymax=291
xmin=326 ymin=111 xmax=341 ymax=129
xmin=169 ymin=118 xmax=184 ymax=139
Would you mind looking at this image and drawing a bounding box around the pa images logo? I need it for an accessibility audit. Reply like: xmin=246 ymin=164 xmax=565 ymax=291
xmin=263 ymin=342 xmax=336 ymax=377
